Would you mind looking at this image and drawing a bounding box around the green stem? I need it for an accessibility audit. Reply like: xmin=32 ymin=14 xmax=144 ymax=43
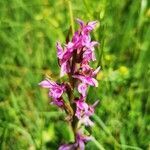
xmin=68 ymin=0 xmax=74 ymax=35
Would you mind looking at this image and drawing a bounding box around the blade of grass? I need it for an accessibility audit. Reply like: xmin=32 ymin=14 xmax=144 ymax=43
xmin=92 ymin=137 xmax=106 ymax=150
xmin=93 ymin=115 xmax=143 ymax=150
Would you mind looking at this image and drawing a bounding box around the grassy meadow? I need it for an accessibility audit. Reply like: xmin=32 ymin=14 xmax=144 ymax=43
xmin=0 ymin=0 xmax=150 ymax=149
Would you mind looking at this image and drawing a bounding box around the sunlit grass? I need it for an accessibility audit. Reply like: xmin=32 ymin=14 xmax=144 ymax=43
xmin=0 ymin=0 xmax=149 ymax=149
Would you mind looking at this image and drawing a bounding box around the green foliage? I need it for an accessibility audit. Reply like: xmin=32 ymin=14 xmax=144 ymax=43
xmin=0 ymin=0 xmax=149 ymax=149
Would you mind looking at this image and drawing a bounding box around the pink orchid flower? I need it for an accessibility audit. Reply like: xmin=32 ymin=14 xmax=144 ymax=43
xmin=75 ymin=97 xmax=99 ymax=126
xmin=59 ymin=131 xmax=92 ymax=150
xmin=39 ymin=79 xmax=66 ymax=98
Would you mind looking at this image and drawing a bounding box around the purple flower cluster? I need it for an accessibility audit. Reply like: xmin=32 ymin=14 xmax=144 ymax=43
xmin=39 ymin=19 xmax=100 ymax=150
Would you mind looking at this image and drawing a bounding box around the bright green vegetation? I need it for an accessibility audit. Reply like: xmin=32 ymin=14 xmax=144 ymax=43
xmin=0 ymin=0 xmax=149 ymax=149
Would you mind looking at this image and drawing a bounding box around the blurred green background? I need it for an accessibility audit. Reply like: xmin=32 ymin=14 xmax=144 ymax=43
xmin=0 ymin=0 xmax=150 ymax=149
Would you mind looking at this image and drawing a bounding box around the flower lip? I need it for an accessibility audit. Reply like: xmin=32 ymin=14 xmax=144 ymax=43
xmin=39 ymin=79 xmax=66 ymax=99
xmin=73 ymin=75 xmax=98 ymax=87
xmin=78 ymin=83 xmax=87 ymax=97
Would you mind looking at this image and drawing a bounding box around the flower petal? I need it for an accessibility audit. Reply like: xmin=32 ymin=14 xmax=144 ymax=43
xmin=76 ymin=18 xmax=84 ymax=28
xmin=60 ymin=61 xmax=70 ymax=77
xmin=50 ymin=98 xmax=64 ymax=107
xmin=56 ymin=42 xmax=64 ymax=59
xmin=78 ymin=141 xmax=85 ymax=150
xmin=92 ymin=66 xmax=101 ymax=76
xmin=73 ymin=75 xmax=98 ymax=87
xmin=80 ymin=116 xmax=94 ymax=126
xmin=38 ymin=79 xmax=55 ymax=88
xmin=87 ymin=20 xmax=98 ymax=31
xmin=78 ymin=83 xmax=87 ymax=97
xmin=58 ymin=143 xmax=76 ymax=150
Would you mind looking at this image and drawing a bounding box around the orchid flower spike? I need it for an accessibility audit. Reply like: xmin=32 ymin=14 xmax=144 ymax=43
xmin=39 ymin=18 xmax=100 ymax=150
